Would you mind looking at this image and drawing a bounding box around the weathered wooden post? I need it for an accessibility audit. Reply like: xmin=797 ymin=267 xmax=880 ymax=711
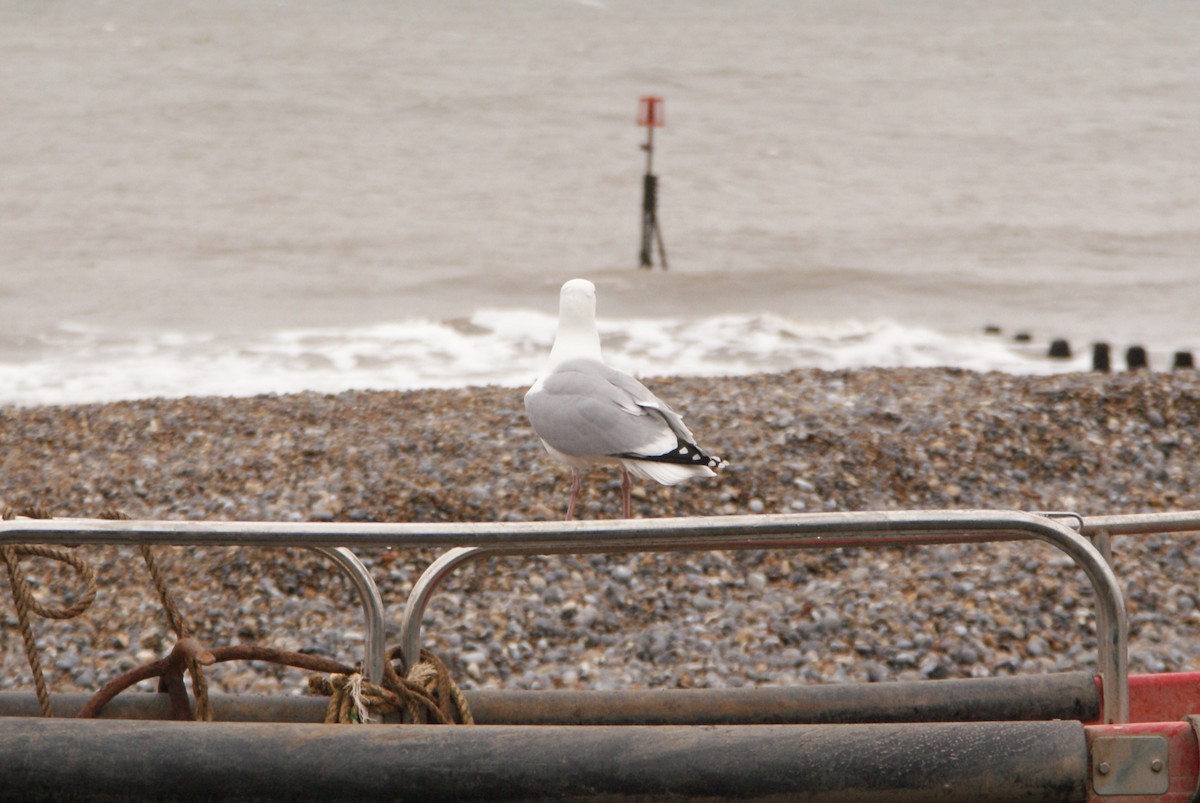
xmin=637 ymin=96 xmax=667 ymax=270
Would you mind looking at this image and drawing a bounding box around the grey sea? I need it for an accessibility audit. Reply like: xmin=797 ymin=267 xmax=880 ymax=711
xmin=1 ymin=0 xmax=1197 ymax=404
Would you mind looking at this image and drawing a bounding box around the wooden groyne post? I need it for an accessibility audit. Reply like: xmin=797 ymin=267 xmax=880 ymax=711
xmin=637 ymin=96 xmax=667 ymax=270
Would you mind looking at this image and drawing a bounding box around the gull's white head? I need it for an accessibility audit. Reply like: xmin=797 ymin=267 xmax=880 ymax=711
xmin=558 ymin=279 xmax=596 ymax=321
xmin=548 ymin=278 xmax=602 ymax=366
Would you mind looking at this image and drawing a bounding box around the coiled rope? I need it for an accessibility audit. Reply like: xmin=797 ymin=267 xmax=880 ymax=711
xmin=2 ymin=505 xmax=212 ymax=719
xmin=1 ymin=505 xmax=98 ymax=717
xmin=4 ymin=505 xmax=472 ymax=726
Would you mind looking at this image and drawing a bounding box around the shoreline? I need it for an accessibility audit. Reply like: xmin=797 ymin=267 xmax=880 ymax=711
xmin=3 ymin=367 xmax=1200 ymax=695
xmin=5 ymin=312 xmax=1193 ymax=410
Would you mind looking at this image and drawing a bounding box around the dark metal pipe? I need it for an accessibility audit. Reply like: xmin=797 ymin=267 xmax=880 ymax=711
xmin=0 ymin=718 xmax=1087 ymax=802
xmin=0 ymin=672 xmax=1100 ymax=725
xmin=466 ymin=671 xmax=1101 ymax=726
xmin=0 ymin=691 xmax=333 ymax=722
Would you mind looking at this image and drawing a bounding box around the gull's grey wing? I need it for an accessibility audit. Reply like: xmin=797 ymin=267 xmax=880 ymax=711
xmin=596 ymin=360 xmax=699 ymax=445
xmin=525 ymin=359 xmax=680 ymax=459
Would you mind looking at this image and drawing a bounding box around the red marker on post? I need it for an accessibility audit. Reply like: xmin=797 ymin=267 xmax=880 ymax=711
xmin=637 ymin=96 xmax=667 ymax=270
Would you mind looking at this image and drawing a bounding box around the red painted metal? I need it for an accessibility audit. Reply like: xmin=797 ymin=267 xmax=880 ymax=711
xmin=1085 ymin=721 xmax=1198 ymax=802
xmin=1081 ymin=673 xmax=1200 ymax=800
xmin=637 ymin=96 xmax=664 ymax=127
xmin=1092 ymin=672 xmax=1200 ymax=724
xmin=1129 ymin=673 xmax=1200 ymax=724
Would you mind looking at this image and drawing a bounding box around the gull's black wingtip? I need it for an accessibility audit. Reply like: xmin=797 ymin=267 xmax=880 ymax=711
xmin=621 ymin=439 xmax=725 ymax=470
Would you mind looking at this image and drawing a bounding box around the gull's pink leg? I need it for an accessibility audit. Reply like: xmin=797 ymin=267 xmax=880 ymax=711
xmin=621 ymin=468 xmax=632 ymax=519
xmin=565 ymin=470 xmax=581 ymax=520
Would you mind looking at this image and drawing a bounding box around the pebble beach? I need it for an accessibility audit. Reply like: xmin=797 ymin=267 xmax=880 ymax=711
xmin=3 ymin=367 xmax=1200 ymax=699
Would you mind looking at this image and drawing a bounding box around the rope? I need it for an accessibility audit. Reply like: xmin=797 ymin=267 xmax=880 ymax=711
xmin=310 ymin=673 xmax=396 ymax=724
xmin=310 ymin=650 xmax=474 ymax=725
xmin=403 ymin=649 xmax=474 ymax=725
xmin=4 ymin=505 xmax=471 ymax=727
xmin=1 ymin=506 xmax=98 ymax=717
xmin=99 ymin=509 xmax=213 ymax=722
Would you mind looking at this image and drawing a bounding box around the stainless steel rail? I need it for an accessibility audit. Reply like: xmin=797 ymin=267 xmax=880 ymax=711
xmin=309 ymin=547 xmax=385 ymax=682
xmin=1081 ymin=511 xmax=1200 ymax=537
xmin=0 ymin=510 xmax=1129 ymax=723
xmin=384 ymin=510 xmax=1129 ymax=723
xmin=0 ymin=521 xmax=385 ymax=682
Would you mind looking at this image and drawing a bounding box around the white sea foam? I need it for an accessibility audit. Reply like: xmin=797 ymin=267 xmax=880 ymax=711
xmin=0 ymin=312 xmax=1097 ymax=406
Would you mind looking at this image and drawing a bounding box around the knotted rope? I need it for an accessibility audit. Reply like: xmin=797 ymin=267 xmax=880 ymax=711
xmin=396 ymin=648 xmax=474 ymax=725
xmin=310 ymin=648 xmax=473 ymax=725
xmin=309 ymin=673 xmax=398 ymax=724
xmin=1 ymin=505 xmax=98 ymax=717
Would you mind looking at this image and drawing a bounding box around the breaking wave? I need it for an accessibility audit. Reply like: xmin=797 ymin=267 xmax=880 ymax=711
xmin=0 ymin=311 xmax=1096 ymax=406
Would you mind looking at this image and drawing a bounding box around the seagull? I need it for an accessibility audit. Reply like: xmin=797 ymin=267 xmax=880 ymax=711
xmin=524 ymin=278 xmax=723 ymax=519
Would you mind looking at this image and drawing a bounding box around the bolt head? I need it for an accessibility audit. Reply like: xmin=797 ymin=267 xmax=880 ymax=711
xmin=1097 ymin=761 xmax=1111 ymax=775
xmin=1151 ymin=758 xmax=1164 ymax=773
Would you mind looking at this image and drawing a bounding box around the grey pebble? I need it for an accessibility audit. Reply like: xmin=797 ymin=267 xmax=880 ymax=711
xmin=5 ymin=369 xmax=1200 ymax=697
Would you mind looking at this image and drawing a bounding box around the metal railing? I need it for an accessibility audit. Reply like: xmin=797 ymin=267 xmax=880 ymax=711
xmin=1 ymin=509 xmax=1131 ymax=723
xmin=392 ymin=510 xmax=1131 ymax=723
xmin=0 ymin=520 xmax=386 ymax=682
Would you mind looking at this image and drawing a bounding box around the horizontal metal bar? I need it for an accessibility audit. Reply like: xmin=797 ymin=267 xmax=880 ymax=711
xmin=462 ymin=671 xmax=1103 ymax=727
xmin=0 ymin=510 xmax=1129 ymax=723
xmin=1080 ymin=512 xmax=1200 ymax=537
xmin=0 ymin=718 xmax=1088 ymax=802
xmin=0 ymin=509 xmax=1135 ymax=550
xmin=0 ymin=671 xmax=1102 ymax=725
xmin=0 ymin=691 xmax=330 ymax=723
xmin=4 ymin=510 xmax=1196 ymax=546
